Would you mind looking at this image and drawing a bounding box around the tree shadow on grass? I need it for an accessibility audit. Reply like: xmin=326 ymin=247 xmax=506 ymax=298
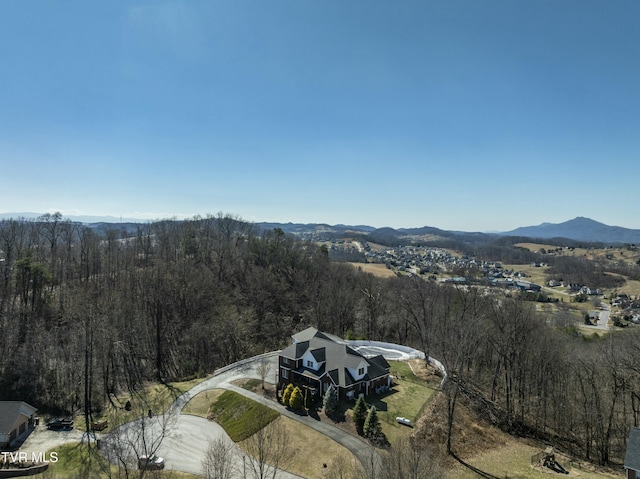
xmin=451 ymin=452 xmax=502 ymax=479
xmin=366 ymin=388 xmax=398 ymax=413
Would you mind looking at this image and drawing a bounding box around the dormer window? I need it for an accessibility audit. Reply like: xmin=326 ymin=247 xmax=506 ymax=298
xmin=358 ymin=367 xmax=365 ymax=376
xmin=307 ymin=360 xmax=314 ymax=368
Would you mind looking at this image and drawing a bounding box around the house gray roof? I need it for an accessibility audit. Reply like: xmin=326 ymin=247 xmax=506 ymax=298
xmin=282 ymin=330 xmax=390 ymax=389
xmin=281 ymin=340 xmax=310 ymax=359
xmin=625 ymin=426 xmax=640 ymax=471
xmin=291 ymin=326 xmax=343 ymax=344
xmin=0 ymin=401 xmax=37 ymax=434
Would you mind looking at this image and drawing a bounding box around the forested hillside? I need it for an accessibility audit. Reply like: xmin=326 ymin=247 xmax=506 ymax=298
xmin=0 ymin=213 xmax=638 ymax=466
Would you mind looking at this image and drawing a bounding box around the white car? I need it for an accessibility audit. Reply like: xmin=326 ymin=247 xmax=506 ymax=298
xmin=138 ymin=454 xmax=165 ymax=470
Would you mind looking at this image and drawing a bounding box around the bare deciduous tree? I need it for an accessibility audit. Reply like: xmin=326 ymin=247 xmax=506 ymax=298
xmin=244 ymin=416 xmax=293 ymax=479
xmin=378 ymin=437 xmax=445 ymax=479
xmin=256 ymin=358 xmax=271 ymax=390
xmin=202 ymin=436 xmax=237 ymax=479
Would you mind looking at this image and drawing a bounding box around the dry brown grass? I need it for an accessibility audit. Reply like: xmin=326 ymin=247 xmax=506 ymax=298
xmin=348 ymin=262 xmax=397 ymax=278
xmin=446 ymin=437 xmax=624 ymax=479
xmin=182 ymin=389 xmax=224 ymax=417
xmin=414 ymin=392 xmax=623 ymax=479
xmin=237 ymin=416 xmax=359 ymax=479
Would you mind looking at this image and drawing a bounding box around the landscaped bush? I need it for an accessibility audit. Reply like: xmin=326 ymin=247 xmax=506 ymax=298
xmin=289 ymin=386 xmax=304 ymax=410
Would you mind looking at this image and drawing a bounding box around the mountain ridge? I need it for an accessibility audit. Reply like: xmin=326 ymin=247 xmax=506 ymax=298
xmin=1 ymin=213 xmax=638 ymax=244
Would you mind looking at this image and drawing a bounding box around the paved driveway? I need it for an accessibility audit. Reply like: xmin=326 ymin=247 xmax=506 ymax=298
xmin=105 ymin=353 xmax=303 ymax=478
xmin=16 ymin=425 xmax=84 ymax=458
xmin=106 ymin=341 xmax=428 ymax=477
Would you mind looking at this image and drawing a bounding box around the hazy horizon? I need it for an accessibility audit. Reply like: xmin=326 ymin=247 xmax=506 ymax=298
xmin=1 ymin=210 xmax=637 ymax=235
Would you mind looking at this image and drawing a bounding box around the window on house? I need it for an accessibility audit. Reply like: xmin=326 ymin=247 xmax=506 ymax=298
xmin=282 ymin=369 xmax=288 ymax=379
xmin=306 ymin=360 xmax=313 ymax=368
xmin=358 ymin=367 xmax=365 ymax=376
xmin=283 ymin=357 xmax=289 ymax=365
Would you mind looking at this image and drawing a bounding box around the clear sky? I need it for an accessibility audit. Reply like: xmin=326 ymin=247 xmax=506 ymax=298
xmin=1 ymin=1 xmax=638 ymax=232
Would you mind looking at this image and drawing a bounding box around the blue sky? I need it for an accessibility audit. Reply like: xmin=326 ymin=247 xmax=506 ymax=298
xmin=1 ymin=1 xmax=638 ymax=231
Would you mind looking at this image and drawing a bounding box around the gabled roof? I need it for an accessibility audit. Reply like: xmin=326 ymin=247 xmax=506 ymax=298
xmin=367 ymin=355 xmax=391 ymax=378
xmin=0 ymin=401 xmax=37 ymax=435
xmin=282 ymin=328 xmax=389 ymax=389
xmin=291 ymin=326 xmax=343 ymax=344
xmin=625 ymin=426 xmax=640 ymax=471
xmin=281 ymin=340 xmax=310 ymax=360
xmin=310 ymin=347 xmax=326 ymax=363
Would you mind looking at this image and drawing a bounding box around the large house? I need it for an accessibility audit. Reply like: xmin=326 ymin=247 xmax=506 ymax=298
xmin=0 ymin=401 xmax=37 ymax=449
xmin=278 ymin=327 xmax=391 ymax=400
xmin=625 ymin=426 xmax=640 ymax=479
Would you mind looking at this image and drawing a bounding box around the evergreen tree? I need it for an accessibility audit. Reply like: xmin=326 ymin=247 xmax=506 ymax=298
xmin=281 ymin=383 xmax=294 ymax=407
xmin=304 ymin=387 xmax=315 ymax=410
xmin=363 ymin=405 xmax=382 ymax=440
xmin=323 ymin=385 xmax=338 ymax=415
xmin=290 ymin=386 xmax=304 ymax=410
xmin=352 ymin=396 xmax=368 ymax=435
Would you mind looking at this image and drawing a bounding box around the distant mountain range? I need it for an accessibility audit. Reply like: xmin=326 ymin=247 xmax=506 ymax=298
xmin=501 ymin=217 xmax=640 ymax=244
xmin=1 ymin=213 xmax=638 ymax=244
xmin=259 ymin=217 xmax=640 ymax=244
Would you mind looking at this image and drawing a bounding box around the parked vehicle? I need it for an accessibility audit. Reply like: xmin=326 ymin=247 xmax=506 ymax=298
xmin=138 ymin=455 xmax=165 ymax=470
xmin=46 ymin=418 xmax=74 ymax=430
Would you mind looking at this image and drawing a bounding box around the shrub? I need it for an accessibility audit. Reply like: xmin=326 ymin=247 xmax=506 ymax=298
xmin=323 ymin=385 xmax=338 ymax=415
xmin=281 ymin=383 xmax=294 ymax=406
xmin=289 ymin=386 xmax=304 ymax=410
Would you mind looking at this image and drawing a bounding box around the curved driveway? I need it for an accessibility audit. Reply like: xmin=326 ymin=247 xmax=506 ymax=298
xmin=107 ymin=342 xmax=431 ymax=478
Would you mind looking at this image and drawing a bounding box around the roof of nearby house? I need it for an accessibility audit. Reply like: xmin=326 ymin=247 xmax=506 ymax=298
xmin=0 ymin=401 xmax=37 ymax=434
xmin=281 ymin=329 xmax=390 ymax=389
xmin=625 ymin=426 xmax=640 ymax=471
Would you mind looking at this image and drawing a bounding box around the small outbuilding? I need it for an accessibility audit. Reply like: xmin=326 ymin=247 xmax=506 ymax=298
xmin=0 ymin=401 xmax=38 ymax=449
xmin=625 ymin=426 xmax=640 ymax=479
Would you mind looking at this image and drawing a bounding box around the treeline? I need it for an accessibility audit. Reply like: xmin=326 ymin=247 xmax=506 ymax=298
xmin=0 ymin=213 xmax=638 ymax=465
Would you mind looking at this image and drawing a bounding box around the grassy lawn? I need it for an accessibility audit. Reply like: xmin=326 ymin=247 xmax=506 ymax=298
xmin=446 ymin=437 xmax=624 ymax=479
xmin=208 ymin=390 xmax=279 ymax=441
xmin=371 ymin=361 xmax=438 ymax=444
xmin=336 ymin=360 xmax=438 ymax=446
xmin=46 ymin=442 xmax=201 ymax=478
xmin=348 ymin=262 xmax=397 ymax=278
xmin=238 ymin=416 xmax=360 ymax=479
xmin=182 ymin=389 xmax=224 ymax=417
xmin=100 ymin=378 xmax=206 ymax=431
xmin=186 ymin=389 xmax=359 ymax=479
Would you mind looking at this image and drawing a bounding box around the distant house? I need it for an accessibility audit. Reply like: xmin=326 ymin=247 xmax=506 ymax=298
xmin=515 ymin=281 xmax=541 ymax=292
xmin=278 ymin=327 xmax=391 ymax=400
xmin=0 ymin=401 xmax=37 ymax=449
xmin=625 ymin=426 xmax=640 ymax=479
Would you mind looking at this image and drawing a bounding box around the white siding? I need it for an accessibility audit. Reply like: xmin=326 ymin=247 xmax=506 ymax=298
xmin=347 ymin=360 xmax=369 ymax=381
xmin=302 ymin=350 xmax=319 ymax=371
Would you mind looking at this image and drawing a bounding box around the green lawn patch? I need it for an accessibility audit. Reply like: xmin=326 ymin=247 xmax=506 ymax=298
xmin=103 ymin=377 xmax=205 ymax=430
xmin=46 ymin=443 xmax=112 ymax=478
xmin=48 ymin=442 xmax=202 ymax=478
xmin=368 ymin=361 xmax=438 ymax=445
xmin=210 ymin=390 xmax=279 ymax=442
